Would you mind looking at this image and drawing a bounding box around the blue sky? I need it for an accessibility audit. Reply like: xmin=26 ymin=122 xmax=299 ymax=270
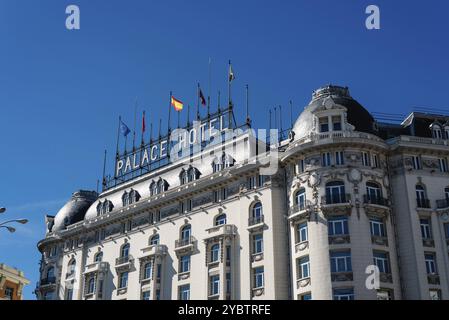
xmin=0 ymin=0 xmax=448 ymax=299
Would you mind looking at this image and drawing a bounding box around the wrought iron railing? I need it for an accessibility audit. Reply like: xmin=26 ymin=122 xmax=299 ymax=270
xmin=363 ymin=195 xmax=389 ymax=206
xmin=436 ymin=198 xmax=449 ymax=209
xmin=416 ymin=198 xmax=431 ymax=209
xmin=248 ymin=215 xmax=264 ymax=226
xmin=321 ymin=193 xmax=351 ymax=205
xmin=175 ymin=236 xmax=196 ymax=248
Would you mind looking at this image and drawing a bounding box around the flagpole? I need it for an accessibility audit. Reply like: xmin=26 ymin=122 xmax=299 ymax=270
xmin=208 ymin=57 xmax=211 ymax=117
xmin=132 ymin=98 xmax=137 ymax=152
xmin=228 ymin=60 xmax=231 ymax=108
xmin=102 ymin=149 xmax=107 ymax=191
xmin=177 ymin=108 xmax=180 ymax=128
xmin=187 ymin=104 xmax=190 ymax=127
xmin=168 ymin=91 xmax=172 ymax=135
xmin=141 ymin=110 xmax=146 ymax=146
xmin=246 ymin=84 xmax=250 ymax=126
xmin=218 ymin=90 xmax=221 ymax=113
xmin=116 ymin=116 xmax=121 ymax=159
xmin=279 ymin=105 xmax=283 ymax=139
xmin=196 ymin=83 xmax=200 ymax=120
xmin=290 ymin=100 xmax=293 ymax=128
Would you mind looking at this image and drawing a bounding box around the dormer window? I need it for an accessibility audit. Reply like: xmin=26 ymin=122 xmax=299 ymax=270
xmin=319 ymin=117 xmax=329 ymax=133
xmin=122 ymin=189 xmax=140 ymax=206
xmin=97 ymin=200 xmax=114 ymax=216
xmin=212 ymin=154 xmax=235 ymax=172
xmin=444 ymin=124 xmax=449 ymax=139
xmin=430 ymin=122 xmax=442 ymax=139
xmin=180 ymin=170 xmax=188 ymax=185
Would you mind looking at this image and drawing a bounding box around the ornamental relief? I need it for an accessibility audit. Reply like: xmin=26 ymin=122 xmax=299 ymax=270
xmin=422 ymin=158 xmax=439 ymax=169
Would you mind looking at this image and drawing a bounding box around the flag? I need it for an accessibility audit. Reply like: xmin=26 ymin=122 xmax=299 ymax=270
xmin=120 ymin=118 xmax=131 ymax=136
xmin=199 ymin=89 xmax=206 ymax=106
xmin=229 ymin=64 xmax=235 ymax=82
xmin=171 ymin=96 xmax=184 ymax=111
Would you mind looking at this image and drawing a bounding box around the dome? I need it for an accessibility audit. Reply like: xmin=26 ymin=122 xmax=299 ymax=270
xmin=292 ymin=85 xmax=376 ymax=140
xmin=51 ymin=190 xmax=98 ymax=232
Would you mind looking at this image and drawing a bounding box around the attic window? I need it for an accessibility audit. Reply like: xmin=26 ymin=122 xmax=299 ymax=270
xmin=430 ymin=123 xmax=442 ymax=139
xmin=332 ymin=116 xmax=342 ymax=131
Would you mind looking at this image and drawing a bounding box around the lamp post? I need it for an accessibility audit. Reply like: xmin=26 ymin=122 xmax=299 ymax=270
xmin=0 ymin=208 xmax=28 ymax=233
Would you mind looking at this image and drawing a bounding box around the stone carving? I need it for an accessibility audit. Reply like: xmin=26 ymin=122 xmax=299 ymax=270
xmin=347 ymin=168 xmax=362 ymax=184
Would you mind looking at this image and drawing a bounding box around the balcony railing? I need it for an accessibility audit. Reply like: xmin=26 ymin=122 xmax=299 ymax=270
xmin=175 ymin=236 xmax=196 ymax=248
xmin=436 ymin=198 xmax=449 ymax=209
xmin=363 ymin=195 xmax=389 ymax=207
xmin=115 ymin=255 xmax=133 ymax=266
xmin=416 ymin=198 xmax=431 ymax=209
xmin=40 ymin=277 xmax=56 ymax=286
xmin=321 ymin=194 xmax=351 ymax=205
xmin=248 ymin=215 xmax=264 ymax=226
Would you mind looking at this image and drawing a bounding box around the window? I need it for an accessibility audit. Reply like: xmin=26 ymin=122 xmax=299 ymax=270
xmin=254 ymin=267 xmax=264 ymax=288
xmin=94 ymin=252 xmax=103 ymax=262
xmin=180 ymin=255 xmax=190 ymax=273
xmin=335 ymin=151 xmax=344 ymax=165
xmin=332 ymin=116 xmax=342 ymax=131
xmin=298 ymin=159 xmax=305 ymax=174
xmin=43 ymin=291 xmax=54 ymax=300
xmin=325 ymin=181 xmax=346 ymax=204
xmin=330 ymin=251 xmax=352 ymax=273
xmin=248 ymin=176 xmax=256 ymax=189
xmin=257 ymin=175 xmax=265 ymax=187
xmin=179 ymin=285 xmax=190 ymax=300
xmin=253 ymin=234 xmax=263 ymax=254
xmin=372 ymin=153 xmax=379 ymax=168
xmin=328 ymin=216 xmax=349 ymax=236
xmin=46 ymin=267 xmax=55 ymax=280
xmin=416 ymin=185 xmax=428 ymax=208
xmin=377 ymin=289 xmax=393 ymax=300
xmin=119 ymin=272 xmax=128 ymax=289
xmin=66 ymin=288 xmax=73 ymax=300
xmin=122 ymin=189 xmax=140 ymax=206
xmin=431 ymin=124 xmax=442 ymax=139
xmin=142 ymin=291 xmax=151 ymax=300
xmin=120 ymin=243 xmax=130 ymax=258
xmin=439 ymin=158 xmax=448 ymax=173
xmin=226 ymin=273 xmax=231 ymax=296
xmin=209 ymin=275 xmax=220 ymax=296
xmin=322 ymin=152 xmax=332 ymax=167
xmin=445 ymin=187 xmax=449 ymax=199
xmin=319 ymin=117 xmax=329 ymax=132
xmin=149 ymin=234 xmax=160 ymax=246
xmin=215 ymin=214 xmax=227 ymax=226
xmin=445 ymin=223 xmax=449 ymax=239
xmin=150 ymin=182 xmax=158 ymax=196
xmin=420 ymin=218 xmax=432 ymax=239
xmin=188 ymin=167 xmax=198 ymax=182
xmin=373 ymin=252 xmax=390 ymax=273
xmin=180 ymin=170 xmax=188 ymax=185
xmin=425 ymin=253 xmax=437 ymax=274
xmin=5 ymin=287 xmax=13 ymax=300
xmin=68 ymin=259 xmax=76 ymax=276
xmin=144 ymin=262 xmax=153 ymax=280
xmin=300 ymin=293 xmax=312 ymax=300
xmin=251 ymin=202 xmax=263 ymax=222
xmin=412 ymin=156 xmax=421 ymax=170
xmin=430 ymin=289 xmax=441 ymax=300
xmin=87 ymin=277 xmax=96 ymax=294
xmin=333 ymin=288 xmax=354 ymax=300
xmin=370 ymin=217 xmax=386 ymax=237
xmin=298 ymin=256 xmax=310 ymax=279
xmin=297 ymin=222 xmax=308 ymax=243
xmin=210 ymin=244 xmax=220 ymax=263
xmin=221 ymin=188 xmax=227 ymax=200
xmin=362 ymin=152 xmax=371 ymax=167
xmin=181 ymin=225 xmax=191 ymax=241
xmin=97 ymin=200 xmax=113 ymax=216
xmin=366 ymin=182 xmax=382 ymax=202
xmin=294 ymin=188 xmax=306 ymax=210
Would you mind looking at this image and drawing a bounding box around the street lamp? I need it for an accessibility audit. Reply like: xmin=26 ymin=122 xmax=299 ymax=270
xmin=0 ymin=207 xmax=28 ymax=233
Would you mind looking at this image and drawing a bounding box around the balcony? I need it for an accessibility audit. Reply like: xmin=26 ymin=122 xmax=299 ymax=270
xmin=174 ymin=236 xmax=196 ymax=255
xmin=328 ymin=234 xmax=350 ymax=245
xmin=288 ymin=202 xmax=312 ymax=223
xmin=296 ymin=277 xmax=311 ymax=289
xmin=371 ymin=235 xmax=388 ymax=246
xmin=248 ymin=215 xmax=265 ymax=231
xmin=436 ymin=198 xmax=449 ymax=210
xmin=428 ymin=274 xmax=440 ymax=285
xmin=115 ymin=255 xmax=134 ymax=271
xmin=140 ymin=244 xmax=168 ymax=258
xmin=84 ymin=261 xmax=109 ymax=274
xmin=379 ymin=273 xmax=393 ymax=283
xmin=416 ymin=198 xmax=431 ymax=209
xmin=331 ymin=272 xmax=353 ymax=282
xmin=204 ymin=224 xmax=237 ymax=242
xmin=40 ymin=277 xmax=56 ymax=286
xmin=321 ymin=194 xmax=352 ymax=216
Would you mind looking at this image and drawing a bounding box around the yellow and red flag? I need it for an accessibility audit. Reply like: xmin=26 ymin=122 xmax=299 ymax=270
xmin=171 ymin=96 xmax=184 ymax=111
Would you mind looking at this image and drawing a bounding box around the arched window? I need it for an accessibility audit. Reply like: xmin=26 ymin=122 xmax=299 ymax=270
xmin=366 ymin=182 xmax=383 ymax=204
xmin=212 ymin=157 xmax=222 ymax=173
xmin=46 ymin=267 xmax=55 ymax=280
xmin=215 ymin=214 xmax=227 ymax=226
xmin=149 ymin=234 xmax=160 ymax=246
xmin=67 ymin=260 xmax=76 ymax=276
xmin=122 ymin=191 xmax=130 ymax=206
xmin=144 ymin=262 xmax=153 ymax=280
xmin=157 ymin=179 xmax=165 ymax=193
xmin=430 ymin=122 xmax=442 ymax=139
xmin=94 ymin=252 xmax=103 ymax=263
xmin=416 ymin=185 xmax=429 ymax=208
xmin=188 ymin=167 xmax=196 ymax=182
xmin=87 ymin=277 xmax=96 ymax=294
xmin=251 ymin=202 xmax=263 ymax=224
xmin=180 ymin=225 xmax=191 ymax=241
xmin=129 ymin=189 xmax=140 ymax=204
xmin=295 ymin=188 xmax=306 ymax=210
xmin=120 ymin=243 xmax=130 ymax=258
xmin=97 ymin=200 xmax=113 ymax=216
xmin=210 ymin=244 xmax=220 ymax=262
xmin=325 ymin=181 xmax=346 ymax=204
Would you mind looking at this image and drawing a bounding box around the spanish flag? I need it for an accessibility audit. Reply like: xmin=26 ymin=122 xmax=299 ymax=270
xmin=171 ymin=96 xmax=184 ymax=111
